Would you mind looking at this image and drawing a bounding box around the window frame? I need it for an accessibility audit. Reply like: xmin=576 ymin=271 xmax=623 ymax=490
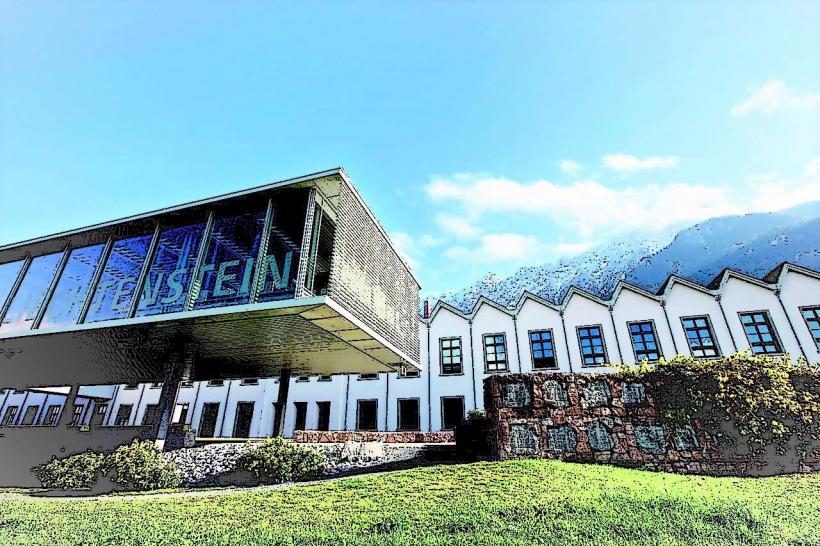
xmin=482 ymin=332 xmax=509 ymax=373
xmin=798 ymin=305 xmax=820 ymax=350
xmin=527 ymin=328 xmax=558 ymax=370
xmin=626 ymin=319 xmax=664 ymax=363
xmin=440 ymin=395 xmax=466 ymax=431
xmin=575 ymin=324 xmax=609 ymax=367
xmin=680 ymin=314 xmax=722 ymax=358
xmin=439 ymin=336 xmax=464 ymax=375
xmin=737 ymin=310 xmax=784 ymax=355
xmin=397 ymin=397 xmax=421 ymax=431
xmin=355 ymin=399 xmax=379 ymax=431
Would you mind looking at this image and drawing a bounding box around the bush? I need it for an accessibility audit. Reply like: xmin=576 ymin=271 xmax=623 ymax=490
xmin=236 ymin=438 xmax=324 ymax=485
xmin=108 ymin=440 xmax=181 ymax=491
xmin=630 ymin=352 xmax=820 ymax=452
xmin=33 ymin=450 xmax=108 ymax=490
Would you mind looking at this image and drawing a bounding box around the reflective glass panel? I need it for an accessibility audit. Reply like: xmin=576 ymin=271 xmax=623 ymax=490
xmin=136 ymin=222 xmax=205 ymax=316
xmin=257 ymin=191 xmax=309 ymax=302
xmin=0 ymin=252 xmax=63 ymax=332
xmin=85 ymin=234 xmax=153 ymax=322
xmin=40 ymin=244 xmax=106 ymax=328
xmin=0 ymin=259 xmax=25 ymax=312
xmin=194 ymin=207 xmax=265 ymax=309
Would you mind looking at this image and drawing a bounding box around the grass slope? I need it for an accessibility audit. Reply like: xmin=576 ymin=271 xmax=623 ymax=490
xmin=1 ymin=460 xmax=818 ymax=546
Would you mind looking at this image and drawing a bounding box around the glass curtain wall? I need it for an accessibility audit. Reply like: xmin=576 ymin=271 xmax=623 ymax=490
xmin=0 ymin=259 xmax=25 ymax=311
xmin=257 ymin=190 xmax=309 ymax=302
xmin=85 ymin=235 xmax=154 ymax=322
xmin=40 ymin=244 xmax=106 ymax=328
xmin=0 ymin=252 xmax=64 ymax=332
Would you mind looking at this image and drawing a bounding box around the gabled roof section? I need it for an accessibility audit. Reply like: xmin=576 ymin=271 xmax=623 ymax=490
xmin=763 ymin=261 xmax=820 ymax=284
xmin=657 ymin=274 xmax=716 ymax=297
xmin=425 ymin=299 xmax=469 ymax=323
xmin=707 ymin=267 xmax=773 ymax=291
xmin=470 ymin=295 xmax=517 ymax=319
xmin=512 ymin=291 xmax=561 ymax=314
xmin=610 ymin=280 xmax=662 ymax=303
xmin=561 ymin=286 xmax=610 ymax=309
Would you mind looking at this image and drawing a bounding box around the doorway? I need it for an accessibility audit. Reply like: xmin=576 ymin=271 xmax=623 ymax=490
xmin=233 ymin=402 xmax=255 ymax=438
xmin=199 ymin=403 xmax=220 ymax=438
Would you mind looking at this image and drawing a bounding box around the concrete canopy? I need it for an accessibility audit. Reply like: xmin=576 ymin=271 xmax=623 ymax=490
xmin=0 ymin=295 xmax=418 ymax=389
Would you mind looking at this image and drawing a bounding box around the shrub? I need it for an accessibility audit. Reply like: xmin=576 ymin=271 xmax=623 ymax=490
xmin=632 ymin=352 xmax=820 ymax=452
xmin=33 ymin=450 xmax=108 ymax=490
xmin=236 ymin=438 xmax=324 ymax=485
xmin=108 ymin=440 xmax=181 ymax=491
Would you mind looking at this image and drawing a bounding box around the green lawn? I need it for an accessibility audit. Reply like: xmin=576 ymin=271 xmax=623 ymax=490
xmin=1 ymin=460 xmax=818 ymax=546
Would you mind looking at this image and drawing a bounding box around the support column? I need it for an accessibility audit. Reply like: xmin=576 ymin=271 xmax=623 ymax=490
xmin=152 ymin=340 xmax=193 ymax=450
xmin=56 ymin=385 xmax=79 ymax=428
xmin=272 ymin=368 xmax=291 ymax=437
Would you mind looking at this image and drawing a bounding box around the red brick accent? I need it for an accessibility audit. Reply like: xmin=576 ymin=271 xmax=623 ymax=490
xmin=292 ymin=430 xmax=454 ymax=443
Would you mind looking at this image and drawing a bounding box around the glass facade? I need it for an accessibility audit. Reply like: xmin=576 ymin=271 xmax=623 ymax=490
xmin=194 ymin=208 xmax=266 ymax=310
xmin=136 ymin=222 xmax=205 ymax=316
xmin=85 ymin=235 xmax=154 ymax=323
xmin=0 ymin=188 xmax=317 ymax=332
xmin=0 ymin=252 xmax=64 ymax=332
xmin=40 ymin=244 xmax=106 ymax=328
xmin=0 ymin=259 xmax=25 ymax=311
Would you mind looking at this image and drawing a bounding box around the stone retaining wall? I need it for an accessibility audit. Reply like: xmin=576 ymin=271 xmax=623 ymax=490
xmin=292 ymin=430 xmax=454 ymax=444
xmin=485 ymin=373 xmax=820 ymax=476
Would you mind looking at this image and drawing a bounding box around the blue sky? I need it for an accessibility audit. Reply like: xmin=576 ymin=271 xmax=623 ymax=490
xmin=1 ymin=1 xmax=818 ymax=296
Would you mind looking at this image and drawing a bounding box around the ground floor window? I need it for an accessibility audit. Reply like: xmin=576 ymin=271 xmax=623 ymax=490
xmin=70 ymin=404 xmax=84 ymax=426
xmin=21 ymin=405 xmax=39 ymax=426
xmin=172 ymin=403 xmax=189 ymax=424
xmin=141 ymin=404 xmax=160 ymax=426
xmin=114 ymin=404 xmax=133 ymax=426
xmin=44 ymin=404 xmax=62 ymax=426
xmin=2 ymin=406 xmax=18 ymax=426
xmin=294 ymin=401 xmax=308 ymax=431
xmin=233 ymin=402 xmax=255 ymax=438
xmin=199 ymin=403 xmax=220 ymax=438
xmin=441 ymin=396 xmax=465 ymax=431
xmin=397 ymin=398 xmax=420 ymax=431
xmin=317 ymin=401 xmax=331 ymax=431
xmin=356 ymin=399 xmax=378 ymax=431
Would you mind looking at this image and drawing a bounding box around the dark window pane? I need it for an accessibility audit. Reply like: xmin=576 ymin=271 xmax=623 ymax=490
xmin=629 ymin=321 xmax=662 ymax=362
xmin=357 ymin=400 xmax=378 ymax=431
xmin=739 ymin=311 xmax=782 ymax=354
xmin=40 ymin=244 xmax=105 ymax=328
xmin=681 ymin=315 xmax=719 ymax=357
xmin=257 ymin=193 xmax=308 ymax=302
xmin=577 ymin=325 xmax=607 ymax=366
xmin=441 ymin=397 xmax=465 ymax=430
xmin=85 ymin=235 xmax=153 ymax=322
xmin=194 ymin=208 xmax=265 ymax=310
xmin=0 ymin=260 xmax=25 ymax=312
xmin=398 ymin=399 xmax=420 ymax=431
xmin=135 ymin=223 xmax=205 ymax=316
xmin=0 ymin=252 xmax=63 ymax=332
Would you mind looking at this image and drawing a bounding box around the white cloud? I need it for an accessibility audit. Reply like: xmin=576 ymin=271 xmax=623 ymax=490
xmin=743 ymin=156 xmax=820 ymax=212
xmin=444 ymin=233 xmax=545 ymax=263
xmin=435 ymin=213 xmax=481 ymax=239
xmin=731 ymin=80 xmax=820 ymax=117
xmin=427 ymin=174 xmax=735 ymax=238
xmin=558 ymin=159 xmax=582 ymax=176
xmin=602 ymin=154 xmax=678 ymax=172
xmin=553 ymin=241 xmax=594 ymax=255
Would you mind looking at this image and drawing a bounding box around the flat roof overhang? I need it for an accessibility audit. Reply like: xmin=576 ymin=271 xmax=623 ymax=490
xmin=0 ymin=296 xmax=419 ymax=389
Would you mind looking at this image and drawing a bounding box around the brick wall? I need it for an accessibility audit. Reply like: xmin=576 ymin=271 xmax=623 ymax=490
xmin=293 ymin=430 xmax=454 ymax=443
xmin=485 ymin=373 xmax=820 ymax=476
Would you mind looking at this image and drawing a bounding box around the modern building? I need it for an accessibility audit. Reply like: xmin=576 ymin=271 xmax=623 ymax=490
xmin=2 ymin=261 xmax=818 ymax=441
xmin=0 ymin=168 xmax=420 ymax=484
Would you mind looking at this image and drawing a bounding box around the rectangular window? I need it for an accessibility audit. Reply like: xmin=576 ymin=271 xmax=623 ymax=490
xmin=397 ymin=398 xmax=420 ymax=431
xmin=44 ymin=405 xmax=62 ymax=426
xmin=356 ymin=399 xmax=378 ymax=431
xmin=0 ymin=252 xmax=64 ymax=332
xmin=400 ymin=366 xmax=420 ymax=378
xmin=577 ymin=325 xmax=608 ymax=366
xmin=172 ymin=403 xmax=189 ymax=424
xmin=316 ymin=401 xmax=331 ymax=431
xmin=801 ymin=306 xmax=820 ymax=349
xmin=123 ymin=383 xmax=139 ymax=390
xmin=358 ymin=374 xmax=378 ymax=380
xmin=441 ymin=396 xmax=465 ymax=430
xmin=85 ymin=234 xmax=154 ymax=323
xmin=739 ymin=311 xmax=783 ymax=355
xmin=240 ymin=378 xmax=259 ymax=385
xmin=141 ymin=404 xmax=160 ymax=426
xmin=529 ymin=330 xmax=557 ymax=369
xmin=296 ymin=375 xmax=311 ymax=382
xmin=114 ymin=404 xmax=133 ymax=426
xmin=681 ymin=315 xmax=721 ymax=358
xmin=21 ymin=405 xmax=39 ymax=426
xmin=294 ymin=401 xmax=308 ymax=431
xmin=207 ymin=379 xmax=224 ymax=387
xmin=2 ymin=406 xmax=18 ymax=427
xmin=482 ymin=333 xmax=508 ymax=372
xmin=233 ymin=402 xmax=255 ymax=438
xmin=71 ymin=404 xmax=84 ymax=426
xmin=257 ymin=189 xmax=310 ymax=302
xmin=318 ymin=375 xmax=333 ymax=382
xmin=40 ymin=244 xmax=106 ymax=328
xmin=439 ymin=337 xmax=463 ymax=375
xmin=628 ymin=321 xmax=662 ymax=362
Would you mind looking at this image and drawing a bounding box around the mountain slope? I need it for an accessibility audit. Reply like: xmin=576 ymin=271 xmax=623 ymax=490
xmin=436 ymin=202 xmax=820 ymax=313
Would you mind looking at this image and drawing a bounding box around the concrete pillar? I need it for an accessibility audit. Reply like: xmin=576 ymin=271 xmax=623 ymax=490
xmin=152 ymin=340 xmax=193 ymax=450
xmin=272 ymin=368 xmax=291 ymax=437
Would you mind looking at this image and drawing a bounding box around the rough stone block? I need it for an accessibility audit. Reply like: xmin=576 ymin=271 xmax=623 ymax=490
xmin=547 ymin=425 xmax=578 ymax=453
xmin=635 ymin=425 xmax=667 ymax=454
xmin=622 ymin=383 xmax=646 ymax=405
xmin=587 ymin=420 xmax=615 ymax=452
xmin=672 ymin=426 xmax=700 ymax=451
xmin=503 ymin=382 xmax=532 ymax=408
xmin=510 ymin=424 xmax=539 ymax=456
xmin=583 ymin=380 xmax=611 ymax=407
xmin=542 ymin=380 xmax=569 ymax=407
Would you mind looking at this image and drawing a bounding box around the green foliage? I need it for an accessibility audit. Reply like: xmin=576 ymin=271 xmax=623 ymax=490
xmin=236 ymin=438 xmax=324 ymax=485
xmin=108 ymin=440 xmax=181 ymax=491
xmin=5 ymin=460 xmax=820 ymax=545
xmin=632 ymin=352 xmax=820 ymax=451
xmin=32 ymin=450 xmax=109 ymax=490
